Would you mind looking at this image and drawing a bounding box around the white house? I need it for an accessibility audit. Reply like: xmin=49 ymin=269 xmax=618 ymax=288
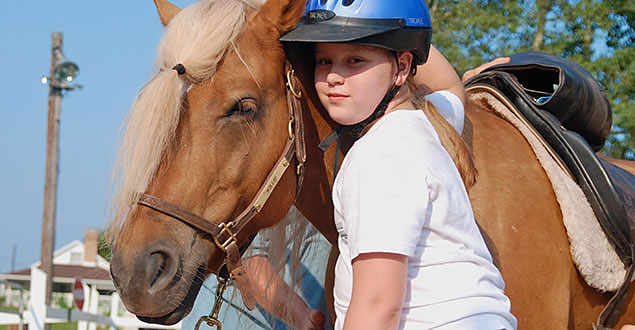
xmin=0 ymin=229 xmax=181 ymax=330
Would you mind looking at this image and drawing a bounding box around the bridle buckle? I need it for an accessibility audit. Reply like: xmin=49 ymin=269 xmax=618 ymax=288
xmin=285 ymin=69 xmax=302 ymax=98
xmin=213 ymin=221 xmax=236 ymax=252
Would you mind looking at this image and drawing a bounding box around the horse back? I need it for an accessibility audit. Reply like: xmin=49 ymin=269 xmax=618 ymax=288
xmin=465 ymin=99 xmax=575 ymax=328
xmin=466 ymin=97 xmax=635 ymax=328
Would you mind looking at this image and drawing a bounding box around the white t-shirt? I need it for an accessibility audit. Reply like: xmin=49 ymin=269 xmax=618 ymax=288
xmin=332 ymin=92 xmax=517 ymax=330
xmin=425 ymin=90 xmax=464 ymax=133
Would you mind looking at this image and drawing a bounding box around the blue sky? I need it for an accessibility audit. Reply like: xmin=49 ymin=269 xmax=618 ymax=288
xmin=0 ymin=0 xmax=197 ymax=272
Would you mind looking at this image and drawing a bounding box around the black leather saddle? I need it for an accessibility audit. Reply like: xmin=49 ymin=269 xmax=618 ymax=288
xmin=464 ymin=51 xmax=634 ymax=329
xmin=475 ymin=51 xmax=613 ymax=151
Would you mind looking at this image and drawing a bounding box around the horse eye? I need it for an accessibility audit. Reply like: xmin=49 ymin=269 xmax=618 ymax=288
xmin=227 ymin=98 xmax=258 ymax=116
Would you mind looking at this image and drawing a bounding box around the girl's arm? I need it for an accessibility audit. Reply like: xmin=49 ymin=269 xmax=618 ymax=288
xmin=343 ymin=252 xmax=408 ymax=330
xmin=244 ymin=255 xmax=325 ymax=330
xmin=461 ymin=57 xmax=511 ymax=82
xmin=414 ymin=45 xmax=466 ymax=105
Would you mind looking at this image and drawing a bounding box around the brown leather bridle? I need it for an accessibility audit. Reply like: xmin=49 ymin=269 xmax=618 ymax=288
xmin=134 ymin=61 xmax=306 ymax=315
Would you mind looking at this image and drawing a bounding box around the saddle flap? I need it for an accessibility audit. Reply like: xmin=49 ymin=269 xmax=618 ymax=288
xmin=599 ymin=158 xmax=635 ymax=242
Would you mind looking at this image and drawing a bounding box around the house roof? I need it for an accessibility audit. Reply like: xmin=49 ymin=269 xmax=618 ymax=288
xmin=3 ymin=264 xmax=111 ymax=282
xmin=30 ymin=239 xmax=110 ymax=269
xmin=0 ymin=234 xmax=114 ymax=289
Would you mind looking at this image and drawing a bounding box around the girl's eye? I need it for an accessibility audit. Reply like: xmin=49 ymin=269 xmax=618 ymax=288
xmin=316 ymin=58 xmax=331 ymax=66
xmin=348 ymin=57 xmax=364 ymax=64
xmin=226 ymin=98 xmax=258 ymax=117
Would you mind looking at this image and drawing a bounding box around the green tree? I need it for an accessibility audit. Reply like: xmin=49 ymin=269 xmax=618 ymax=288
xmin=427 ymin=0 xmax=526 ymax=72
xmin=97 ymin=231 xmax=111 ymax=262
xmin=428 ymin=0 xmax=634 ymax=159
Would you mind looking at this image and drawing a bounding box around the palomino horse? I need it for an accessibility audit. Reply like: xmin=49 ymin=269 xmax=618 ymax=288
xmin=108 ymin=0 xmax=634 ymax=328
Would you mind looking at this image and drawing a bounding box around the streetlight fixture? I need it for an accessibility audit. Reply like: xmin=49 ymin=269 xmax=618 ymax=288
xmin=41 ymin=47 xmax=83 ymax=90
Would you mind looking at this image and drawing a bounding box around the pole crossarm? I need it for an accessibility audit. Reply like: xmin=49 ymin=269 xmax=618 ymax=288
xmin=0 ymin=279 xmax=25 ymax=291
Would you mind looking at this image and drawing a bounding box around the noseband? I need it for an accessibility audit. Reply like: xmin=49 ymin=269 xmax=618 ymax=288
xmin=134 ymin=61 xmax=305 ymax=320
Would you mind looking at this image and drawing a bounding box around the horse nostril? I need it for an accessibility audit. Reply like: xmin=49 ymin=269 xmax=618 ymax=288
xmin=148 ymin=250 xmax=181 ymax=294
xmin=149 ymin=252 xmax=165 ymax=287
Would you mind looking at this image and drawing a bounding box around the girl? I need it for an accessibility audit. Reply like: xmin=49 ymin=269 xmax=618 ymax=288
xmin=281 ymin=1 xmax=517 ymax=329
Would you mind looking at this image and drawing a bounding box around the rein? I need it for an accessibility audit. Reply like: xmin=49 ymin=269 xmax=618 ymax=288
xmin=135 ymin=61 xmax=305 ymax=329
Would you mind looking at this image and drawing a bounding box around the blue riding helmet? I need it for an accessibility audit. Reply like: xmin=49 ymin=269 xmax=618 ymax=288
xmin=280 ymin=0 xmax=432 ymax=64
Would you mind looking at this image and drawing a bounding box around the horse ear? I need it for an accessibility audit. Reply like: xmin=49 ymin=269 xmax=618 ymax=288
xmin=254 ymin=0 xmax=306 ymax=36
xmin=153 ymin=0 xmax=182 ymax=27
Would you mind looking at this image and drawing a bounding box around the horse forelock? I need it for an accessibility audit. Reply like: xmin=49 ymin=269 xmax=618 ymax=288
xmin=107 ymin=0 xmax=266 ymax=240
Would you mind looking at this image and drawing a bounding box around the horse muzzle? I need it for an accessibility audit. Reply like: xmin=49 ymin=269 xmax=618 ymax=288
xmin=109 ymin=236 xmax=208 ymax=324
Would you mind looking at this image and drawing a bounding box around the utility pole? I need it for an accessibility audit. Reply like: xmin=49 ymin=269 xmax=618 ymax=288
xmin=11 ymin=244 xmax=16 ymax=273
xmin=38 ymin=32 xmax=80 ymax=330
xmin=40 ymin=32 xmax=63 ymax=330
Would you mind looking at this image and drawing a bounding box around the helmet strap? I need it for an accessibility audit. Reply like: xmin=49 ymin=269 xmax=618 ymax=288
xmin=317 ymin=55 xmax=403 ymax=179
xmin=349 ymin=83 xmax=401 ymax=136
xmin=345 ymin=50 xmax=403 ymax=135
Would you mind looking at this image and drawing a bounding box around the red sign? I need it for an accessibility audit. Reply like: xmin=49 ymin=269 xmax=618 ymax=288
xmin=73 ymin=278 xmax=84 ymax=310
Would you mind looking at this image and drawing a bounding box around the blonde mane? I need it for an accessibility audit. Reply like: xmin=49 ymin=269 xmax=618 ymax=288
xmin=108 ymin=0 xmax=266 ymax=239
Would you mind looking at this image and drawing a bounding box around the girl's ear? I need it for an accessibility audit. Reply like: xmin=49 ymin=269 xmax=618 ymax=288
xmin=395 ymin=52 xmax=414 ymax=86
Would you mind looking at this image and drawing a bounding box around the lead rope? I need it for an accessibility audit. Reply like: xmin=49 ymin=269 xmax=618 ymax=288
xmin=333 ymin=127 xmax=344 ymax=183
xmin=195 ymin=269 xmax=232 ymax=330
xmin=318 ymin=126 xmax=348 ymax=185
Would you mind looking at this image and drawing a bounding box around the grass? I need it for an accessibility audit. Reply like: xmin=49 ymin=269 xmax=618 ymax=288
xmin=0 ymin=323 xmax=78 ymax=330
xmin=51 ymin=322 xmax=77 ymax=330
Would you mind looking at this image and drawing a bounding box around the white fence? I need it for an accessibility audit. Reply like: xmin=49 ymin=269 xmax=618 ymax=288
xmin=0 ymin=279 xmax=26 ymax=329
xmin=0 ymin=269 xmax=181 ymax=330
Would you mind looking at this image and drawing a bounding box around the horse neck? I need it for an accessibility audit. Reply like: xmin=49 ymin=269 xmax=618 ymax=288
xmin=294 ymin=97 xmax=339 ymax=246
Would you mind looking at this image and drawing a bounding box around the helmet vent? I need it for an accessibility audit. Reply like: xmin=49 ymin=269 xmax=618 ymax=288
xmin=320 ymin=0 xmax=327 ymax=5
xmin=342 ymin=0 xmax=355 ymax=6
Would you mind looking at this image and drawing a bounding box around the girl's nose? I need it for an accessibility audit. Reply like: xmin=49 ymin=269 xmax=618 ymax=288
xmin=326 ymin=71 xmax=344 ymax=86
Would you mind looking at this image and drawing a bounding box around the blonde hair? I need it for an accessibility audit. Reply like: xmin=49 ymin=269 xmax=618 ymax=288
xmin=107 ymin=0 xmax=266 ymax=240
xmin=406 ymin=78 xmax=478 ymax=189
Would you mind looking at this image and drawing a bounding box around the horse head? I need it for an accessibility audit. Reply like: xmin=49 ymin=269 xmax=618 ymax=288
xmin=108 ymin=0 xmax=306 ymax=324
